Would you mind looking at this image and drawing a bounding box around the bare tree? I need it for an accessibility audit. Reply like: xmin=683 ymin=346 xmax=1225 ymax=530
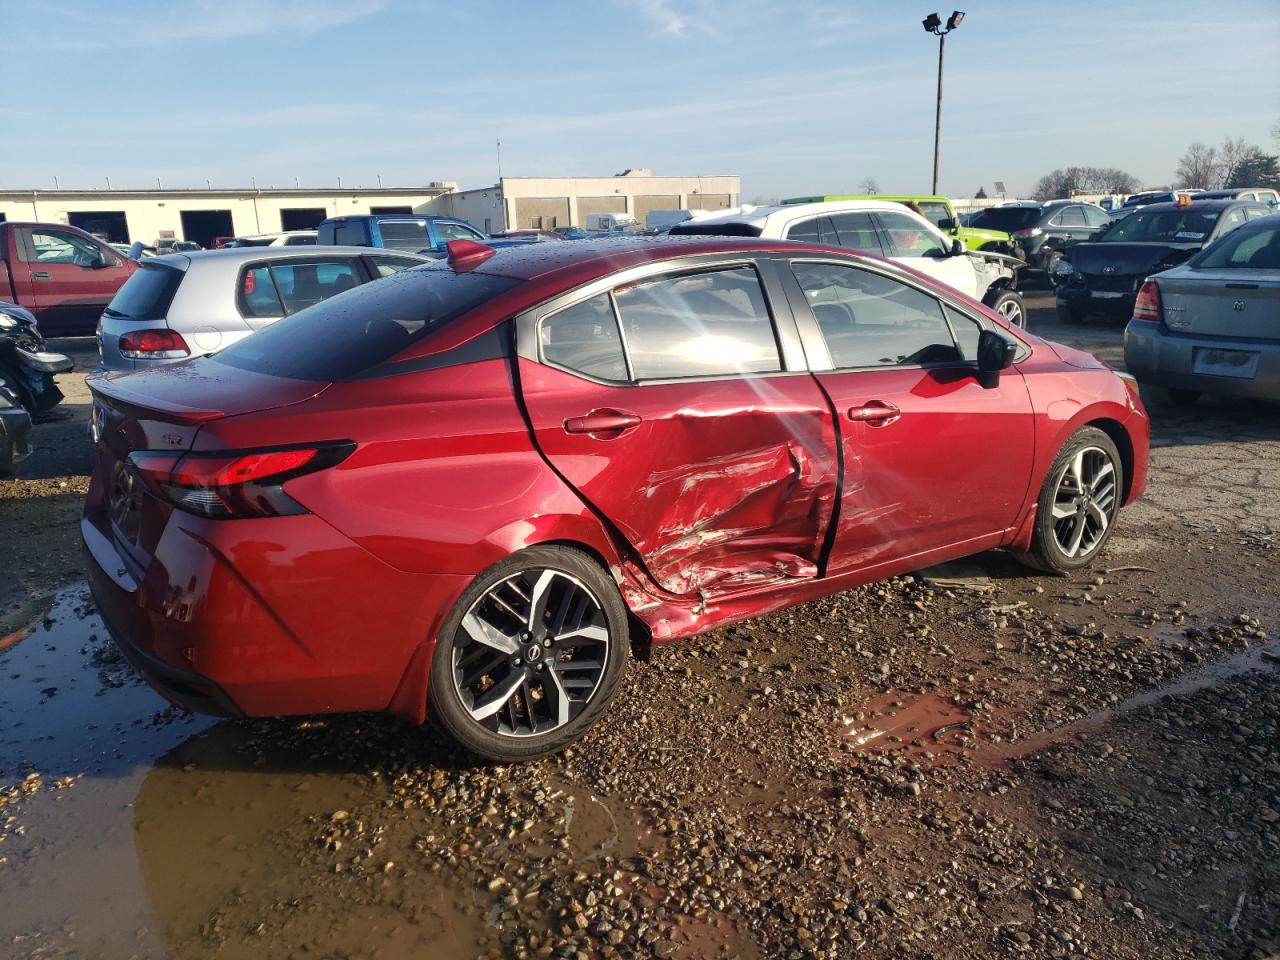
xmin=858 ymin=177 xmax=879 ymax=195
xmin=1032 ymin=166 xmax=1141 ymax=200
xmin=1215 ymin=137 xmax=1253 ymax=188
xmin=1176 ymin=142 xmax=1219 ymax=189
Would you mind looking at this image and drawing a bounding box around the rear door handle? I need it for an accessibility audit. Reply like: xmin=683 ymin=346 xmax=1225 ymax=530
xmin=563 ymin=411 xmax=642 ymax=435
xmin=33 ymin=271 xmax=51 ymax=280
xmin=848 ymin=401 xmax=900 ymax=425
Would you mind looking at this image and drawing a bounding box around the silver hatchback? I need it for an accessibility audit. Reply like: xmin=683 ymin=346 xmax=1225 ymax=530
xmin=96 ymin=246 xmax=431 ymax=372
xmin=1124 ymin=213 xmax=1280 ymax=405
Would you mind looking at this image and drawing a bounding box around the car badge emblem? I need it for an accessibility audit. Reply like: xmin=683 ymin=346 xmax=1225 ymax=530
xmin=1233 ymin=300 xmax=1246 ymax=312
xmin=1101 ymin=266 xmax=1117 ymax=275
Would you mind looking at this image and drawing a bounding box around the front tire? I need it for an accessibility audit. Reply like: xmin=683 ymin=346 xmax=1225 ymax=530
xmin=1016 ymin=427 xmax=1123 ymax=574
xmin=428 ymin=545 xmax=630 ymax=762
xmin=984 ymin=289 xmax=1027 ymax=328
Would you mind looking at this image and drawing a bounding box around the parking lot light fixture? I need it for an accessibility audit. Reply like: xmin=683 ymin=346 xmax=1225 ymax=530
xmin=922 ymin=11 xmax=964 ymax=194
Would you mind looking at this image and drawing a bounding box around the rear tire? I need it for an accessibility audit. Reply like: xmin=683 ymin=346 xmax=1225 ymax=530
xmin=984 ymin=289 xmax=1027 ymax=328
xmin=0 ymin=437 xmax=13 ymax=479
xmin=428 ymin=545 xmax=630 ymax=762
xmin=1016 ymin=427 xmax=1124 ymax=574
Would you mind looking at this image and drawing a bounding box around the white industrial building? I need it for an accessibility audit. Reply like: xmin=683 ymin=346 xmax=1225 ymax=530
xmin=0 ymin=169 xmax=741 ymax=248
xmin=444 ymin=169 xmax=741 ymax=233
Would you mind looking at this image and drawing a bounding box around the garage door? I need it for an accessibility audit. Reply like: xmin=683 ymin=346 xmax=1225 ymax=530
xmin=689 ymin=194 xmax=732 ymax=211
xmin=514 ymin=197 xmax=570 ymax=230
xmin=576 ymin=196 xmax=626 ymax=228
xmin=632 ymin=195 xmax=679 ymax=227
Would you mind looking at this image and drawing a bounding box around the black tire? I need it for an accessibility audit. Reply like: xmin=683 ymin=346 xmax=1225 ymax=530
xmin=984 ymin=289 xmax=1027 ymax=328
xmin=0 ymin=437 xmax=13 ymax=479
xmin=429 ymin=545 xmax=630 ymax=762
xmin=1143 ymin=385 xmax=1200 ymax=408
xmin=1016 ymin=427 xmax=1124 ymax=574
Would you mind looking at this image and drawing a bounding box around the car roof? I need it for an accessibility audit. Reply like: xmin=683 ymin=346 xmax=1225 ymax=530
xmin=461 ymin=234 xmax=847 ymax=283
xmin=142 ymin=246 xmax=431 ymax=268
xmin=665 ymin=199 xmax=929 ymax=230
xmin=1129 ymin=199 xmax=1261 ymax=214
xmin=782 ymin=194 xmax=950 ymax=204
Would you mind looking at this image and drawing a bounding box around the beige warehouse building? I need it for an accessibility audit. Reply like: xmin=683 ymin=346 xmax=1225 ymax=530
xmin=0 ymin=169 xmax=741 ymax=248
xmin=445 ymin=169 xmax=740 ymax=232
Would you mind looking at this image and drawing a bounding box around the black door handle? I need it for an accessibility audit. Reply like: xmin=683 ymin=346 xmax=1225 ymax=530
xmin=564 ymin=411 xmax=642 ymax=435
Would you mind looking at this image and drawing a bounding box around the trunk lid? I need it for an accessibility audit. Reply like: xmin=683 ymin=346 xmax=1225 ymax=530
xmin=86 ymin=361 xmax=329 ymax=571
xmin=1158 ymin=268 xmax=1280 ymax=341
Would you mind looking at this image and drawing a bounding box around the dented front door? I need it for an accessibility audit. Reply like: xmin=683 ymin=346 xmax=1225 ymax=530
xmin=516 ymin=261 xmax=838 ymax=599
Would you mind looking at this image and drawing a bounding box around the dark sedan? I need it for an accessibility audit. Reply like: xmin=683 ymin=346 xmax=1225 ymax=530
xmin=1052 ymin=199 xmax=1271 ymax=323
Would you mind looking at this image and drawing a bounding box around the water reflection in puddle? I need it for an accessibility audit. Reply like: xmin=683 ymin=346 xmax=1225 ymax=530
xmin=0 ymin=584 xmax=662 ymax=958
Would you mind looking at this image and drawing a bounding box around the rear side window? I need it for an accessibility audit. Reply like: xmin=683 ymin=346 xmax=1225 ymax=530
xmin=1057 ymin=206 xmax=1087 ymax=227
xmin=237 ymin=259 xmax=361 ymax=318
xmin=785 ymin=218 xmax=823 ymax=243
xmin=828 ymin=212 xmax=884 ymax=254
xmin=214 ymin=269 xmax=519 ymax=381
xmin=330 ymin=221 xmax=370 ymax=246
xmin=434 ymin=221 xmax=485 ymax=244
xmin=369 ymin=255 xmax=424 ymax=277
xmin=103 ymin=263 xmax=183 ymax=320
xmin=378 ymin=220 xmax=431 ymax=251
xmin=539 ymin=293 xmax=628 ymax=381
xmin=614 ymin=266 xmax=781 ymax=380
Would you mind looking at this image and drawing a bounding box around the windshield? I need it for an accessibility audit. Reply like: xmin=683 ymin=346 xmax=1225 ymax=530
xmin=1191 ymin=222 xmax=1280 ymax=269
xmin=212 ymin=268 xmax=519 ymax=381
xmin=917 ymin=201 xmax=951 ymax=227
xmin=1097 ymin=208 xmax=1218 ymax=243
xmin=968 ymin=207 xmax=1041 ymax=231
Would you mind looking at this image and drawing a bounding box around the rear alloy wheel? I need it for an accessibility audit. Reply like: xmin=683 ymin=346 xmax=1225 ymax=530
xmin=429 ymin=546 xmax=629 ymax=761
xmin=1017 ymin=427 xmax=1124 ymax=574
xmin=984 ymin=290 xmax=1027 ymax=328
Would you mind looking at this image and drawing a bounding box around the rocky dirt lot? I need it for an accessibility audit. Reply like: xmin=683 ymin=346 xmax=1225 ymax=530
xmin=1 ymin=299 xmax=1277 ymax=960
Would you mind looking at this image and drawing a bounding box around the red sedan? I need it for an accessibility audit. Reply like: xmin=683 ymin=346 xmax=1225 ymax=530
xmin=83 ymin=236 xmax=1148 ymax=761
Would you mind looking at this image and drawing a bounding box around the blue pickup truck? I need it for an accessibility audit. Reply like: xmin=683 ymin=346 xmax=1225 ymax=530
xmin=317 ymin=214 xmax=532 ymax=255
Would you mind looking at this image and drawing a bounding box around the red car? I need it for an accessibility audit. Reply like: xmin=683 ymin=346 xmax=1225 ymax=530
xmin=83 ymin=237 xmax=1148 ymax=761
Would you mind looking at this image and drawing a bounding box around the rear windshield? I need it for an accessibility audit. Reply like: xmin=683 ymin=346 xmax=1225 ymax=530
xmin=967 ymin=207 xmax=1041 ymax=231
xmin=1191 ymin=222 xmax=1280 ymax=269
xmin=668 ymin=222 xmax=763 ymax=237
xmin=211 ymin=268 xmax=519 ymax=381
xmin=1099 ymin=209 xmax=1218 ymax=243
xmin=102 ymin=263 xmax=183 ymax=320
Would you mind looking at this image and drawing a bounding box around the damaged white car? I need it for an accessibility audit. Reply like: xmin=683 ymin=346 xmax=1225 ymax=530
xmin=671 ymin=199 xmax=1028 ymax=326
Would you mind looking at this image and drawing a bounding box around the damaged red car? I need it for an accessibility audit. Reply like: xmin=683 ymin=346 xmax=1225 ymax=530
xmin=83 ymin=236 xmax=1149 ymax=761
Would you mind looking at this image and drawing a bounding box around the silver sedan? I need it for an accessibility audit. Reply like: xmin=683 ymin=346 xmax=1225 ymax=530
xmin=96 ymin=246 xmax=432 ymax=373
xmin=1124 ymin=213 xmax=1280 ymax=406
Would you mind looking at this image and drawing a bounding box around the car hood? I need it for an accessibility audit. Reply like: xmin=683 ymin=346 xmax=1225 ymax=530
xmin=1042 ymin=338 xmax=1109 ymax=370
xmin=1067 ymin=241 xmax=1199 ymax=276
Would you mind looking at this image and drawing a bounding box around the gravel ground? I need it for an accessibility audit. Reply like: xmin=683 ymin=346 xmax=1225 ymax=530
xmin=1 ymin=305 xmax=1277 ymax=960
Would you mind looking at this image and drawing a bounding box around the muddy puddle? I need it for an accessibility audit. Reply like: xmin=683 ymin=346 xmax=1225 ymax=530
xmin=0 ymin=584 xmax=751 ymax=959
xmin=838 ymin=639 xmax=1280 ymax=769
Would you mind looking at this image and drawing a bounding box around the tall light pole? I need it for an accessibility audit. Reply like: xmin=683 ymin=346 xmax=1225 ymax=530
xmin=922 ymin=10 xmax=964 ymax=195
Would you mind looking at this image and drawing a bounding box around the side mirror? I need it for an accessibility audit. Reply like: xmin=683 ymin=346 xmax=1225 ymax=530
xmin=976 ymin=329 xmax=1018 ymax=387
xmin=949 ymin=238 xmax=965 ymax=256
xmin=937 ymin=217 xmax=956 ymax=230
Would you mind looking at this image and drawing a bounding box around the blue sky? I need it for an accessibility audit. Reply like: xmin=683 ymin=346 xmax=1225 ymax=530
xmin=1 ymin=0 xmax=1277 ymax=199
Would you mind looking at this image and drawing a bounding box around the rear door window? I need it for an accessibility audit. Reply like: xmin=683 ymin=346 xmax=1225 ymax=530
xmin=434 ymin=221 xmax=486 ymax=243
xmin=785 ymin=218 xmax=822 ymax=243
xmin=237 ymin=259 xmax=361 ymax=318
xmin=377 ymin=220 xmax=432 ymax=250
xmin=539 ymin=293 xmax=628 ymax=382
xmin=331 ymin=220 xmax=371 ymax=246
xmin=791 ymin=261 xmax=960 ymax=368
xmin=613 ymin=266 xmax=782 ymax=380
xmin=1059 ymin=206 xmax=1087 ymax=227
xmin=828 ymin=212 xmax=884 ymax=255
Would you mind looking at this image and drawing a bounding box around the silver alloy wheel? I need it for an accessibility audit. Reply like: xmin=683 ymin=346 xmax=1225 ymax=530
xmin=1050 ymin=445 xmax=1118 ymax=558
xmin=996 ymin=297 xmax=1024 ymax=327
xmin=452 ymin=569 xmax=610 ymax=738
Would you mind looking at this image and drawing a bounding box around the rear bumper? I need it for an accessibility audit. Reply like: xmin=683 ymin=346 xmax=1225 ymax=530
xmin=0 ymin=406 xmax=33 ymax=467
xmin=80 ymin=500 xmax=472 ymax=722
xmin=1058 ymin=285 xmax=1138 ymax=321
xmin=1124 ymin=324 xmax=1280 ymax=401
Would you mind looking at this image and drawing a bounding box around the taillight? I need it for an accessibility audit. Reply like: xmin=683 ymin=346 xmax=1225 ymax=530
xmin=1011 ymin=227 xmax=1043 ymax=239
xmin=119 ymin=329 xmax=190 ymax=359
xmin=1132 ymin=281 xmax=1162 ymax=324
xmin=127 ymin=443 xmax=354 ymax=519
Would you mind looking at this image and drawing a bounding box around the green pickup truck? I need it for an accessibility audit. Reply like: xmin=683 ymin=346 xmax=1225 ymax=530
xmin=782 ymin=194 xmax=1018 ymax=256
